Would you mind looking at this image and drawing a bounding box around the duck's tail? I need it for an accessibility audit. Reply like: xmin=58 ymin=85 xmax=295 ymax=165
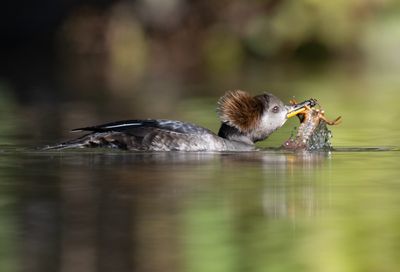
xmin=41 ymin=134 xmax=92 ymax=150
xmin=41 ymin=132 xmax=134 ymax=151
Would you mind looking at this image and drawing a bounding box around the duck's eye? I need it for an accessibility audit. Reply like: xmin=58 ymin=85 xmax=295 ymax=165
xmin=272 ymin=106 xmax=280 ymax=113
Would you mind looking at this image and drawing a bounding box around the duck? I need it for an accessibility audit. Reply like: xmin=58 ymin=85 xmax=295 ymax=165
xmin=44 ymin=90 xmax=314 ymax=151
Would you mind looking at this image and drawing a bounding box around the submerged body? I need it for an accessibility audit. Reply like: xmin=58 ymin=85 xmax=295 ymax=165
xmin=45 ymin=91 xmax=315 ymax=152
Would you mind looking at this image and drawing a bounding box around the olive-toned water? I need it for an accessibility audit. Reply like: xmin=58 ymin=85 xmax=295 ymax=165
xmin=1 ymin=68 xmax=400 ymax=272
xmin=1 ymin=148 xmax=400 ymax=272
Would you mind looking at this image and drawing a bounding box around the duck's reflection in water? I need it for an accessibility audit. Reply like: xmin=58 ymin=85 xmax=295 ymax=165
xmin=17 ymin=150 xmax=331 ymax=272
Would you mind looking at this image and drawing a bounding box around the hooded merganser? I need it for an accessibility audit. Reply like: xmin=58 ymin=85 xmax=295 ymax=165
xmin=45 ymin=90 xmax=315 ymax=151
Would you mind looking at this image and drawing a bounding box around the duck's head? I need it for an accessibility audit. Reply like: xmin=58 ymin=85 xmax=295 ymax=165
xmin=217 ymin=90 xmax=312 ymax=144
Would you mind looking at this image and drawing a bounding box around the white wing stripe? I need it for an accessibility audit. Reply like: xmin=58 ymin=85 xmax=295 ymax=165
xmin=104 ymin=123 xmax=143 ymax=129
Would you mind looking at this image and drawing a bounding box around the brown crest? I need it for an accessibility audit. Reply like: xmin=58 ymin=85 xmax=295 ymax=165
xmin=217 ymin=90 xmax=265 ymax=132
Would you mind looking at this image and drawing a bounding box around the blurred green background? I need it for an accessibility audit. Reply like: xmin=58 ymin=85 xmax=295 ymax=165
xmin=1 ymin=0 xmax=400 ymax=146
xmin=1 ymin=1 xmax=400 ymax=272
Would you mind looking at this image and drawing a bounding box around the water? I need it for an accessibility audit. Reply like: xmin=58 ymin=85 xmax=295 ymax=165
xmin=1 ymin=64 xmax=400 ymax=272
xmin=0 ymin=145 xmax=399 ymax=272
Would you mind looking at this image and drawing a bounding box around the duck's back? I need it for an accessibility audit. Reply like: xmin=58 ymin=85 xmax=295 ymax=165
xmin=45 ymin=119 xmax=227 ymax=151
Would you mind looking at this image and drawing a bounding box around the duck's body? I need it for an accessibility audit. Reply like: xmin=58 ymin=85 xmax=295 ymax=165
xmin=50 ymin=119 xmax=255 ymax=151
xmin=45 ymin=91 xmax=313 ymax=151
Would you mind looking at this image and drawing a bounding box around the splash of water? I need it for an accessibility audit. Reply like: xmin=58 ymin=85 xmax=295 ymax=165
xmin=306 ymin=121 xmax=333 ymax=151
xmin=283 ymin=120 xmax=333 ymax=151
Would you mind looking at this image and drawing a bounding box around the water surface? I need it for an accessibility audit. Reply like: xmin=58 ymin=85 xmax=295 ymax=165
xmin=1 ymin=63 xmax=400 ymax=272
xmin=1 ymin=146 xmax=400 ymax=272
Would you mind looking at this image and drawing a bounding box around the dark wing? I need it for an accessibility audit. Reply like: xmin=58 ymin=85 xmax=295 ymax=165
xmin=72 ymin=119 xmax=214 ymax=136
xmin=43 ymin=119 xmax=220 ymax=151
